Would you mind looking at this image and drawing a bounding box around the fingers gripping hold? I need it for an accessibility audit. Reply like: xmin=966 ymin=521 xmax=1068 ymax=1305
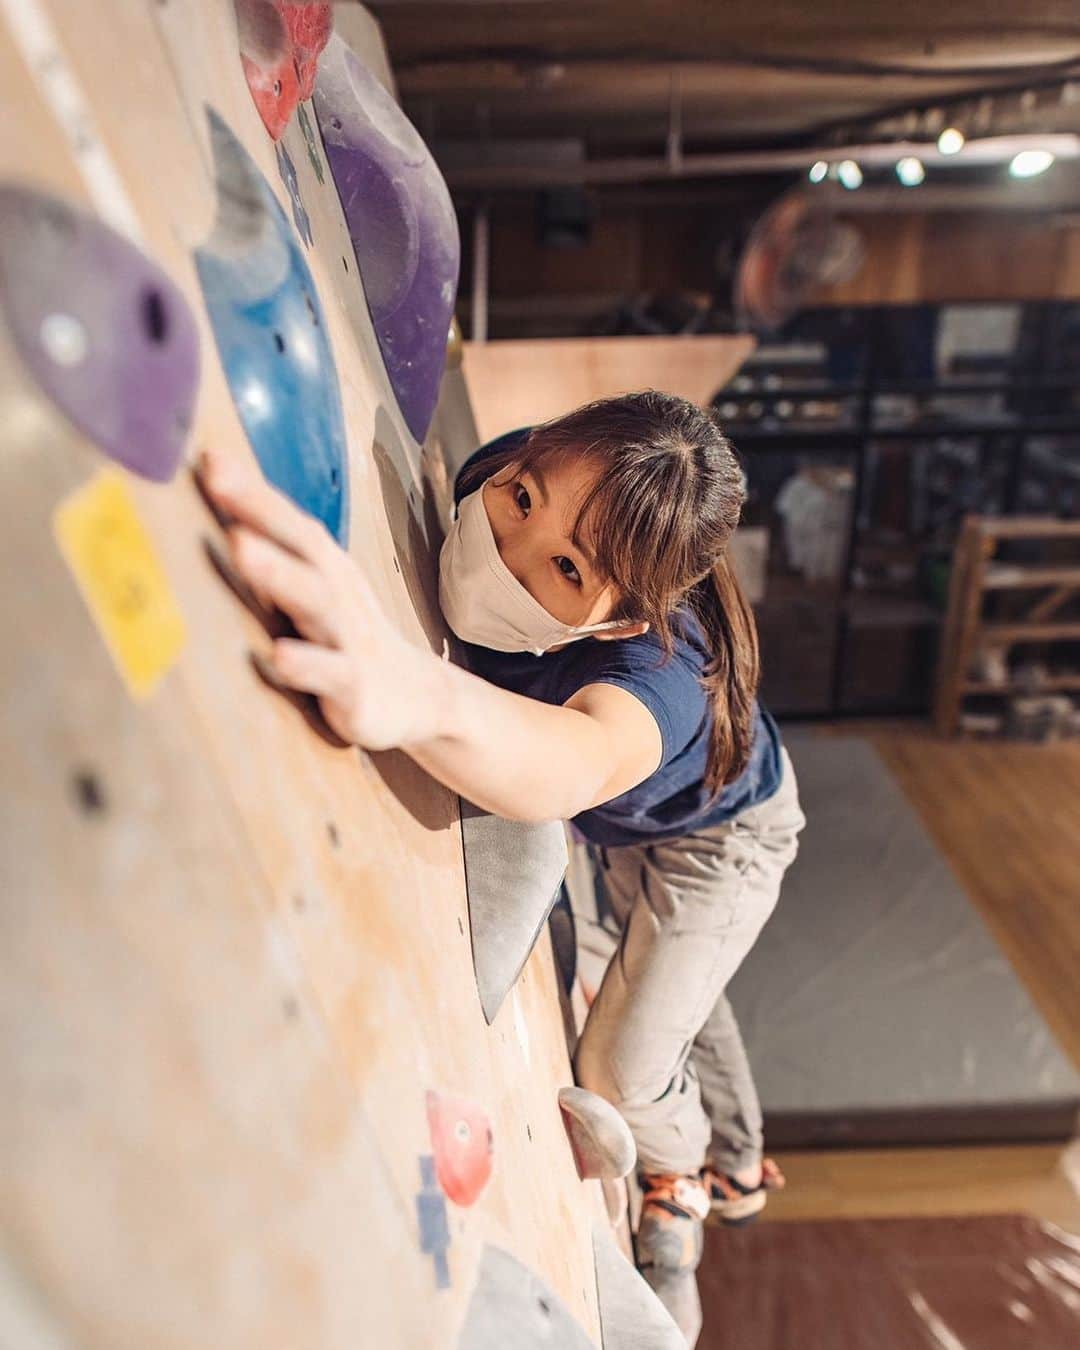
xmin=230 ymin=526 xmax=339 ymax=646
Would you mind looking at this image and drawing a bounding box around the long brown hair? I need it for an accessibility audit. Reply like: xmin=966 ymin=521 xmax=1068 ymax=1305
xmin=459 ymin=391 xmax=759 ymax=793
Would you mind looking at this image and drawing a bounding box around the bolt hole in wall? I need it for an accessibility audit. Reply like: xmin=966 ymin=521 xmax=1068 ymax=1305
xmin=72 ymin=770 xmax=107 ymax=816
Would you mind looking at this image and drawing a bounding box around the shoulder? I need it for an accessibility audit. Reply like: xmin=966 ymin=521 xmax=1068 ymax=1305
xmin=556 ymin=624 xmax=707 ymax=763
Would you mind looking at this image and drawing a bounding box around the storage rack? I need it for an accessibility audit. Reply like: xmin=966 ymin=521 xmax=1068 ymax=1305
xmin=714 ymin=301 xmax=1080 ymax=719
xmin=934 ymin=515 xmax=1080 ymax=736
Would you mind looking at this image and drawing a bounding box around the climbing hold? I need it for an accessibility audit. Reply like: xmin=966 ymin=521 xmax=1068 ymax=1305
xmin=296 ymin=103 xmax=325 ymax=182
xmin=459 ymin=804 xmax=568 ymax=1024
xmin=558 ymin=1087 xmax=636 ymax=1182
xmin=458 ymin=1244 xmax=595 ymax=1349
xmin=548 ymin=883 xmax=577 ymax=996
xmin=426 ymin=1090 xmax=494 ymax=1207
xmin=235 ymin=0 xmax=297 ymax=140
xmin=592 ymin=1225 xmax=686 ymax=1350
xmin=53 ymin=469 xmax=188 ymax=699
xmin=446 ymin=314 xmax=464 ymax=371
xmin=639 ymin=1265 xmax=702 ymax=1348
xmin=275 ymin=141 xmax=313 ymax=246
xmin=195 ymin=109 xmax=349 ymax=543
xmin=0 ymin=185 xmax=199 ymax=483
xmin=415 ymin=1154 xmax=451 ymax=1290
xmin=234 ymin=0 xmax=332 ymax=141
xmin=313 ymin=32 xmax=460 ymax=443
xmin=280 ymin=0 xmax=333 ymax=100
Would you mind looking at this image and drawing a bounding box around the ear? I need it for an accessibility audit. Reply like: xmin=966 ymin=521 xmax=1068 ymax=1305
xmin=593 ymin=620 xmax=650 ymax=642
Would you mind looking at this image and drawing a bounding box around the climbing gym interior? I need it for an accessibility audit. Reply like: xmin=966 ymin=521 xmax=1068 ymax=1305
xmin=1 ymin=3 xmax=1078 ymax=1348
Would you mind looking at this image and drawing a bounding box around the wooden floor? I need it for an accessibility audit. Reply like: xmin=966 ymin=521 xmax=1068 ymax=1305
xmin=765 ymin=722 xmax=1080 ymax=1233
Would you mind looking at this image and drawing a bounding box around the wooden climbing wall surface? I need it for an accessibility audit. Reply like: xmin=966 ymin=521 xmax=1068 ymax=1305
xmin=0 ymin=3 xmax=605 ymax=1346
xmin=462 ymin=334 xmax=757 ymax=448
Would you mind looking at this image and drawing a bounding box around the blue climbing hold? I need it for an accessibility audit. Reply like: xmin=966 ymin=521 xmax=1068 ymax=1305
xmin=195 ymin=108 xmax=348 ymax=543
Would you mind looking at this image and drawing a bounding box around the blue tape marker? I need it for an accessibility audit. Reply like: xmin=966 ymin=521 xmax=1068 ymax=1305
xmin=276 ymin=142 xmax=313 ymax=248
xmin=416 ymin=1154 xmax=451 ymax=1290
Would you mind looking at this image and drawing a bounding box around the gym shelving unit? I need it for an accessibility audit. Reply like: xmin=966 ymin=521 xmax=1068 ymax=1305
xmin=714 ymin=301 xmax=1080 ymax=719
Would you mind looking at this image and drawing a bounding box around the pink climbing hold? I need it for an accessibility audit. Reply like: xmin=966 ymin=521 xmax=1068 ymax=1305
xmin=425 ymin=1090 xmax=494 ymax=1208
xmin=235 ymin=0 xmax=332 ymax=140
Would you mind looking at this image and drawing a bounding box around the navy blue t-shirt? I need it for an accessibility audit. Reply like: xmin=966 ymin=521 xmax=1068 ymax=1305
xmin=451 ymin=432 xmax=784 ymax=846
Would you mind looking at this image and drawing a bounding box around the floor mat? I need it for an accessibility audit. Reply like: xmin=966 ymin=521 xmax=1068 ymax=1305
xmin=727 ymin=733 xmax=1079 ymax=1145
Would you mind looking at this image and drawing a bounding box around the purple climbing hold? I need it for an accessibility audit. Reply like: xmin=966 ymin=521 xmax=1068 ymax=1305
xmin=0 ymin=185 xmax=199 ymax=482
xmin=313 ymin=33 xmax=460 ymax=444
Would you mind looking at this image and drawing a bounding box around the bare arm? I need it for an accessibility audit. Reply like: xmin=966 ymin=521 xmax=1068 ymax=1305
xmin=197 ymin=449 xmax=662 ymax=822
xmin=404 ymin=667 xmax=662 ymax=821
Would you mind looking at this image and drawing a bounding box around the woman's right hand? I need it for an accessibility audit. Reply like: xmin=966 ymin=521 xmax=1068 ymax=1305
xmin=197 ymin=447 xmax=441 ymax=752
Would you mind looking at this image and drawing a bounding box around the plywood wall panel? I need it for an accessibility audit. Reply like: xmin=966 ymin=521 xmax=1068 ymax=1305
xmin=462 ymin=333 xmax=756 ymax=444
xmin=0 ymin=3 xmax=605 ymax=1344
xmin=818 ymin=211 xmax=1080 ymax=304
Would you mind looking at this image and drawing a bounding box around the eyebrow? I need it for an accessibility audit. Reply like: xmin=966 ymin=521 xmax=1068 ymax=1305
xmin=526 ymin=463 xmax=597 ymax=573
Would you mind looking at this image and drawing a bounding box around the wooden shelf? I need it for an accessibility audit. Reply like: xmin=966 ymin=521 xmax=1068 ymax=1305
xmin=963 ymin=676 xmax=1080 ymax=695
xmin=984 ymin=565 xmax=1080 ymax=589
xmin=934 ymin=514 xmax=1080 ymax=735
xmin=973 ymin=517 xmax=1080 ymax=540
xmin=981 ymin=623 xmax=1080 ymax=643
xmin=846 ymin=597 xmax=942 ymax=628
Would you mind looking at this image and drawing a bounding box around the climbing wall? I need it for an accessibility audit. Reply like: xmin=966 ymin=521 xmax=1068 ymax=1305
xmin=0 ymin=3 xmax=609 ymax=1345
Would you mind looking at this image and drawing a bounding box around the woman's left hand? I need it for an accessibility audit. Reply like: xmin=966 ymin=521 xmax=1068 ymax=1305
xmin=196 ymin=446 xmax=439 ymax=751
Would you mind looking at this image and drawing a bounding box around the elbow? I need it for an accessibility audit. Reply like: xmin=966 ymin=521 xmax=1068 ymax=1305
xmin=498 ymin=789 xmax=594 ymax=826
xmin=501 ymin=802 xmax=566 ymax=826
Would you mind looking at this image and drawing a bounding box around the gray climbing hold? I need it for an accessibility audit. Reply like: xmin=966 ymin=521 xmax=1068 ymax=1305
xmin=559 ymin=1087 xmax=636 ymax=1181
xmin=639 ymin=1266 xmax=701 ymax=1349
xmin=458 ymin=1243 xmax=596 ymax=1349
xmin=593 ymin=1226 xmax=688 ymax=1350
xmin=460 ymin=804 xmax=567 ymax=1024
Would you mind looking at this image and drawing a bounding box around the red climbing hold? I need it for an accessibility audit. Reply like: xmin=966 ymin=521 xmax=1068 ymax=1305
xmin=280 ymin=1 xmax=333 ymax=101
xmin=235 ymin=0 xmax=333 ymax=141
xmin=425 ymin=1090 xmax=494 ymax=1208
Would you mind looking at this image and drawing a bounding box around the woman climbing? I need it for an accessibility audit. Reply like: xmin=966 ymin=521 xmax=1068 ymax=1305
xmin=199 ymin=390 xmax=805 ymax=1336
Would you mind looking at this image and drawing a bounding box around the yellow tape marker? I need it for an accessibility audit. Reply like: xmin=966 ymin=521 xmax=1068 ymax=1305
xmin=53 ymin=468 xmax=186 ymax=699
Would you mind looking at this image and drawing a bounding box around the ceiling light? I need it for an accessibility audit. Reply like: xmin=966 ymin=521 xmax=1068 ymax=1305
xmin=1009 ymin=149 xmax=1055 ymax=178
xmin=938 ymin=127 xmax=966 ymax=155
xmin=837 ymin=159 xmax=863 ymax=189
xmin=896 ymin=156 xmax=925 ymax=186
xmin=808 ymin=160 xmax=829 ymax=183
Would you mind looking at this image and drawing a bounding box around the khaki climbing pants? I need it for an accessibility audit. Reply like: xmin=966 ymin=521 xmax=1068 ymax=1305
xmin=572 ymin=749 xmax=805 ymax=1177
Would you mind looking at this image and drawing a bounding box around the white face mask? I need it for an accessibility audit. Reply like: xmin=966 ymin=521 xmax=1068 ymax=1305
xmin=438 ymin=483 xmax=625 ymax=656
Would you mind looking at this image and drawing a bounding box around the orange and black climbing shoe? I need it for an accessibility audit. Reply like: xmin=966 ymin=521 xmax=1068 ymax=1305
xmin=634 ymin=1172 xmax=710 ymax=1274
xmin=700 ymin=1156 xmax=786 ymax=1226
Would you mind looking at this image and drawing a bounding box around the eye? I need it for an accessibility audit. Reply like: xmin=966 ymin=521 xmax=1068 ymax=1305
xmin=555 ymin=556 xmax=582 ymax=586
xmin=513 ymin=482 xmax=531 ymax=515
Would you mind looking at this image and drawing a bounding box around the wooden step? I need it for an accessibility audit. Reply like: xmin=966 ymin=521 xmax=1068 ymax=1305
xmin=981 ymin=622 xmax=1080 ymax=643
xmin=983 ymin=565 xmax=1080 ymax=590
